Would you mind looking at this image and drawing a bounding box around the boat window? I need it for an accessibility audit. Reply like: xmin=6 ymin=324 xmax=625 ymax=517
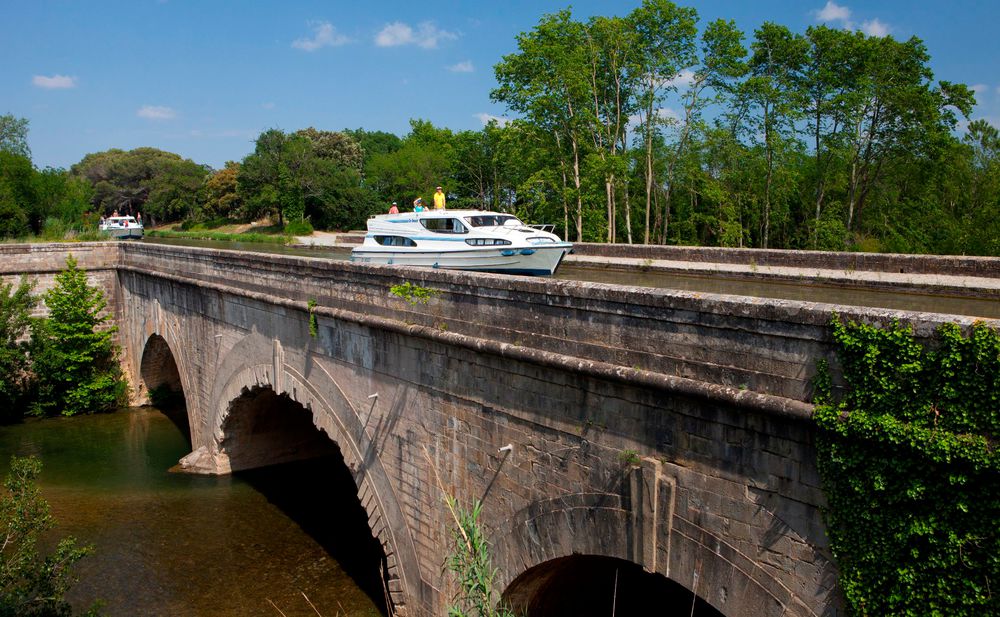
xmin=465 ymin=238 xmax=512 ymax=246
xmin=420 ymin=218 xmax=468 ymax=234
xmin=466 ymin=215 xmax=520 ymax=227
xmin=374 ymin=235 xmax=417 ymax=247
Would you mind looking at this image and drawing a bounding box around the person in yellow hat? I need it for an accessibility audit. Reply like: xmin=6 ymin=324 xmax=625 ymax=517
xmin=433 ymin=186 xmax=446 ymax=210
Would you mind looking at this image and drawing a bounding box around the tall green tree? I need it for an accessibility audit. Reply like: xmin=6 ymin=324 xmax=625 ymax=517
xmin=840 ymin=35 xmax=973 ymax=235
xmin=739 ymin=22 xmax=808 ymax=248
xmin=71 ymin=148 xmax=208 ymax=223
xmin=629 ymin=0 xmax=699 ymax=244
xmin=0 ymin=278 xmax=35 ymax=423
xmin=200 ymin=161 xmax=243 ymax=220
xmin=0 ymin=152 xmax=36 ymax=238
xmin=0 ymin=114 xmax=30 ymax=159
xmin=30 ymin=256 xmax=127 ymax=417
xmin=494 ymin=9 xmax=593 ymax=241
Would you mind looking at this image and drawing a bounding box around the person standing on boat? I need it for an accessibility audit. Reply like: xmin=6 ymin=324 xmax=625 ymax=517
xmin=413 ymin=197 xmax=425 ymax=212
xmin=388 ymin=202 xmax=399 ymax=214
xmin=433 ymin=186 xmax=446 ymax=210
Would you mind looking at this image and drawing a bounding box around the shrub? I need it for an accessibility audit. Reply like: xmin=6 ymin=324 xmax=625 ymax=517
xmin=283 ymin=219 xmax=314 ymax=236
xmin=0 ymin=455 xmax=99 ymax=616
xmin=29 ymin=256 xmax=128 ymax=417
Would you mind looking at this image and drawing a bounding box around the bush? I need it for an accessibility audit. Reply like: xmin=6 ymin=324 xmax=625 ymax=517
xmin=0 ymin=455 xmax=99 ymax=616
xmin=283 ymin=219 xmax=314 ymax=236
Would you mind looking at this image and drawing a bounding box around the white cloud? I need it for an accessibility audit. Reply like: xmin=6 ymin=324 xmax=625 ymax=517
xmin=970 ymin=84 xmax=989 ymax=95
xmin=628 ymin=107 xmax=681 ymax=129
xmin=375 ymin=21 xmax=457 ymax=49
xmin=664 ymin=69 xmax=695 ymax=89
xmin=261 ymin=102 xmax=275 ymax=110
xmin=137 ymin=105 xmax=176 ymax=120
xmin=448 ymin=60 xmax=474 ymax=73
xmin=32 ymin=74 xmax=77 ymax=89
xmin=292 ymin=21 xmax=350 ymax=51
xmin=475 ymin=113 xmax=510 ymax=127
xmin=816 ymin=1 xmax=851 ymax=23
xmin=861 ymin=18 xmax=890 ymax=37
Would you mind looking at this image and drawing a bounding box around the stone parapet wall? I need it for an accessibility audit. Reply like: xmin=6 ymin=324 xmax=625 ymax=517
xmin=571 ymin=242 xmax=1000 ymax=278
xmin=118 ymin=242 xmax=992 ymax=407
xmin=0 ymin=242 xmax=121 ymax=318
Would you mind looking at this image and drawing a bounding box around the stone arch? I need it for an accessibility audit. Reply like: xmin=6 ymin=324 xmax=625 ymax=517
xmin=502 ymin=554 xmax=724 ymax=617
xmin=492 ymin=486 xmax=812 ymax=617
xmin=140 ymin=334 xmax=182 ymax=395
xmin=190 ymin=333 xmax=421 ymax=615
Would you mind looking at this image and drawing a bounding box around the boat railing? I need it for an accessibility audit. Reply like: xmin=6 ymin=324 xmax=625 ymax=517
xmin=528 ymin=224 xmax=555 ymax=233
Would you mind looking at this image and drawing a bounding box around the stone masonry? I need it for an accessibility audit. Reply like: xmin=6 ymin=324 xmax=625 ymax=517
xmin=4 ymin=241 xmax=996 ymax=617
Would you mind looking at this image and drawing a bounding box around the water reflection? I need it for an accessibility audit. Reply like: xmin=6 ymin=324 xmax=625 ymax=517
xmin=0 ymin=408 xmax=385 ymax=617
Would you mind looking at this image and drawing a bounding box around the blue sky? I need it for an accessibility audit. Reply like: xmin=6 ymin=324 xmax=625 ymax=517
xmin=4 ymin=0 xmax=998 ymax=170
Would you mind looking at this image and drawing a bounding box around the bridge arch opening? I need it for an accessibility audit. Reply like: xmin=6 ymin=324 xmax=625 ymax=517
xmin=220 ymin=385 xmax=391 ymax=615
xmin=502 ymin=555 xmax=723 ymax=617
xmin=140 ymin=334 xmax=184 ymax=407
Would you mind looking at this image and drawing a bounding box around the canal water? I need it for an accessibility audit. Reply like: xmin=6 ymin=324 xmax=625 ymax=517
xmin=0 ymin=407 xmax=385 ymax=617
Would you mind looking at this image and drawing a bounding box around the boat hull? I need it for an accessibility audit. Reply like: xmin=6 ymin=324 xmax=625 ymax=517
xmin=350 ymin=244 xmax=571 ymax=275
xmin=100 ymin=227 xmax=144 ymax=239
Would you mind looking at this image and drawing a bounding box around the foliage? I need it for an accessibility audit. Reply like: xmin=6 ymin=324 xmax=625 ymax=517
xmin=283 ymin=219 xmax=314 ymax=236
xmin=390 ymin=282 xmax=438 ymax=305
xmin=307 ymin=299 xmax=318 ymax=338
xmin=0 ymin=278 xmax=36 ymax=423
xmin=0 ymin=114 xmax=31 ymax=159
xmin=145 ymin=229 xmax=291 ymax=244
xmin=238 ymin=128 xmax=379 ymax=231
xmin=444 ymin=497 xmax=517 ymax=617
xmin=814 ymin=317 xmax=1000 ymax=616
xmin=0 ymin=455 xmax=99 ymax=617
xmin=71 ymin=148 xmax=209 ymax=223
xmin=29 ymin=256 xmax=127 ymax=417
xmin=199 ymin=161 xmax=242 ymax=220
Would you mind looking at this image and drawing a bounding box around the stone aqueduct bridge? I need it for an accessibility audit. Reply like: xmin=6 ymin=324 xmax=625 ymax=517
xmin=4 ymin=242 xmax=994 ymax=617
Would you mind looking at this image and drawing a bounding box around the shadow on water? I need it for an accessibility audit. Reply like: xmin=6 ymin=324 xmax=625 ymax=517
xmin=237 ymin=455 xmax=390 ymax=616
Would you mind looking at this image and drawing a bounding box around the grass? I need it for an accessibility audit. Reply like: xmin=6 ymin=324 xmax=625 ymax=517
xmin=146 ymin=229 xmax=293 ymax=244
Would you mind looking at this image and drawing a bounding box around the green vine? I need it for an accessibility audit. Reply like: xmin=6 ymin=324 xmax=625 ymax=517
xmin=390 ymin=282 xmax=439 ymax=305
xmin=815 ymin=316 xmax=1000 ymax=616
xmin=307 ymin=298 xmax=318 ymax=337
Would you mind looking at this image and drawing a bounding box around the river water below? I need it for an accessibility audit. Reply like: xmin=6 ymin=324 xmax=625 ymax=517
xmin=0 ymin=407 xmax=385 ymax=617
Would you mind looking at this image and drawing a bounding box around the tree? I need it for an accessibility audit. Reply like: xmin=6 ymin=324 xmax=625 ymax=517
xmin=295 ymin=128 xmax=363 ymax=170
xmin=200 ymin=161 xmax=243 ymax=220
xmin=30 ymin=256 xmax=127 ymax=417
xmin=494 ymin=9 xmax=593 ymax=241
xmin=739 ymin=22 xmax=808 ymax=248
xmin=240 ymin=128 xmax=378 ymax=230
xmin=0 ymin=114 xmax=30 ymax=159
xmin=0 ymin=278 xmax=35 ymax=423
xmin=839 ymin=35 xmax=973 ymax=235
xmin=0 ymin=152 xmax=36 ymax=238
xmin=629 ymin=0 xmax=700 ymax=244
xmin=1 ymin=456 xmax=98 ymax=616
xmin=71 ymin=148 xmax=209 ymax=223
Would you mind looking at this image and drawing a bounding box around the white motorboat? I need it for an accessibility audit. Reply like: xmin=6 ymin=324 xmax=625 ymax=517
xmin=99 ymin=216 xmax=143 ymax=239
xmin=350 ymin=209 xmax=572 ymax=275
